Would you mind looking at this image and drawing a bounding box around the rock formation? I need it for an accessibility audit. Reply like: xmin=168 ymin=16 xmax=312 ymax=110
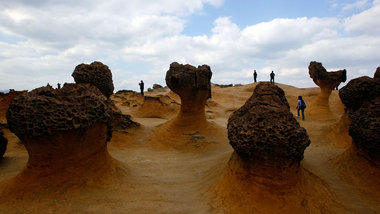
xmin=72 ymin=61 xmax=114 ymax=98
xmin=165 ymin=62 xmax=212 ymax=127
xmin=132 ymin=95 xmax=180 ymax=119
xmin=308 ymin=61 xmax=346 ymax=116
xmin=0 ymin=128 xmax=7 ymax=158
xmin=339 ymin=71 xmax=380 ymax=166
xmin=0 ymin=90 xmax=27 ymax=124
xmin=375 ymin=67 xmax=380 ymax=79
xmin=228 ymin=82 xmax=310 ymax=167
xmin=4 ymin=83 xmax=123 ymax=193
xmin=149 ymin=62 xmax=227 ymax=150
xmin=214 ymin=83 xmax=339 ymax=213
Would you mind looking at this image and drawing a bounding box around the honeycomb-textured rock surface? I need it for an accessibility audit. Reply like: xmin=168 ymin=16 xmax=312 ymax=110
xmin=309 ymin=61 xmax=347 ymax=90
xmin=0 ymin=128 xmax=7 ymax=158
xmin=339 ymin=76 xmax=380 ymax=110
xmin=340 ymin=70 xmax=380 ymax=163
xmin=165 ymin=62 xmax=212 ymax=98
xmin=72 ymin=61 xmax=114 ymax=98
xmin=349 ymin=96 xmax=380 ymax=162
xmin=6 ymin=84 xmax=112 ymax=140
xmin=227 ymin=82 xmax=310 ymax=166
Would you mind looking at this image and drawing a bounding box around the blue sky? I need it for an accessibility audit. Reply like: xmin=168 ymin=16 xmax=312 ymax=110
xmin=0 ymin=0 xmax=379 ymax=91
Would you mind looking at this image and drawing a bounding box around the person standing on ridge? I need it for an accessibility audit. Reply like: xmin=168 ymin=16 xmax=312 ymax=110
xmin=253 ymin=70 xmax=257 ymax=83
xmin=296 ymin=96 xmax=306 ymax=120
xmin=270 ymin=71 xmax=275 ymax=84
xmin=139 ymin=80 xmax=144 ymax=96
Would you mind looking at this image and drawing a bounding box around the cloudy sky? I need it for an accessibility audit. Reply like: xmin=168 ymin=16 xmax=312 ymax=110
xmin=1 ymin=0 xmax=379 ymax=91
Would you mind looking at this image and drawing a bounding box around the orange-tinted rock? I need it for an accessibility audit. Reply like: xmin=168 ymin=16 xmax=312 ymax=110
xmin=72 ymin=61 xmax=114 ymax=98
xmin=0 ymin=129 xmax=7 ymax=158
xmin=7 ymin=84 xmax=112 ymax=140
xmin=228 ymin=82 xmax=310 ymax=166
xmin=309 ymin=61 xmax=347 ymax=90
xmin=0 ymin=90 xmax=27 ymax=123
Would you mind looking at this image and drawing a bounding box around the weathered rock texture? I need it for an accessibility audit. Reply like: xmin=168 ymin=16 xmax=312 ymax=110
xmin=339 ymin=71 xmax=380 ymax=166
xmin=0 ymin=129 xmax=7 ymax=158
xmin=228 ymin=82 xmax=310 ymax=167
xmin=308 ymin=61 xmax=347 ymax=115
xmin=7 ymin=84 xmax=112 ymax=140
xmin=309 ymin=61 xmax=347 ymax=90
xmin=0 ymin=90 xmax=27 ymax=124
xmin=72 ymin=61 xmax=114 ymax=98
xmin=3 ymin=83 xmax=121 ymax=193
xmin=165 ymin=62 xmax=212 ymax=126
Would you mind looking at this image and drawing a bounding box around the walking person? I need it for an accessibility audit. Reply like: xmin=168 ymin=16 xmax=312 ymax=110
xmin=296 ymin=96 xmax=306 ymax=120
xmin=270 ymin=71 xmax=275 ymax=84
xmin=139 ymin=80 xmax=144 ymax=96
xmin=253 ymin=70 xmax=257 ymax=83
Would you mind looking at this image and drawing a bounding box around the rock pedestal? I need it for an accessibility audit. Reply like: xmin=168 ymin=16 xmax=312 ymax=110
xmin=308 ymin=61 xmax=346 ymax=116
xmin=165 ymin=62 xmax=212 ymax=129
xmin=4 ymin=84 xmax=121 ymax=192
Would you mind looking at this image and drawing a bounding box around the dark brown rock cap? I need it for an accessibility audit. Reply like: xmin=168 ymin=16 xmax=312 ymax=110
xmin=227 ymin=82 xmax=310 ymax=166
xmin=309 ymin=61 xmax=347 ymax=89
xmin=375 ymin=67 xmax=380 ymax=79
xmin=72 ymin=61 xmax=114 ymax=98
xmin=0 ymin=129 xmax=7 ymax=158
xmin=339 ymin=76 xmax=379 ymax=110
xmin=165 ymin=62 xmax=212 ymax=96
xmin=6 ymin=83 xmax=112 ymax=140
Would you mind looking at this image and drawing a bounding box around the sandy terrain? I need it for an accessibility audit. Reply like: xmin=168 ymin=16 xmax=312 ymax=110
xmin=0 ymin=82 xmax=379 ymax=213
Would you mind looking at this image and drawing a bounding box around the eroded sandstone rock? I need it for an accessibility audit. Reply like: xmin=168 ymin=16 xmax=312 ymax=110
xmin=165 ymin=62 xmax=212 ymax=116
xmin=309 ymin=61 xmax=347 ymax=90
xmin=72 ymin=61 xmax=114 ymax=98
xmin=7 ymin=84 xmax=112 ymax=140
xmin=375 ymin=67 xmax=380 ymax=79
xmin=228 ymin=82 xmax=310 ymax=167
xmin=339 ymin=71 xmax=380 ymax=165
xmin=0 ymin=129 xmax=7 ymax=158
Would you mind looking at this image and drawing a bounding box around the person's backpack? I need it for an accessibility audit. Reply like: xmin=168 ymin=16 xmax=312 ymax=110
xmin=301 ymin=100 xmax=306 ymax=109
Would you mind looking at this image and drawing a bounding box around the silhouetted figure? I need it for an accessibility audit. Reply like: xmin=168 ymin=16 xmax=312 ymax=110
xmin=139 ymin=80 xmax=144 ymax=96
xmin=270 ymin=71 xmax=275 ymax=84
xmin=253 ymin=70 xmax=257 ymax=83
xmin=296 ymin=96 xmax=306 ymax=120
xmin=47 ymin=83 xmax=51 ymax=87
xmin=57 ymin=83 xmax=61 ymax=89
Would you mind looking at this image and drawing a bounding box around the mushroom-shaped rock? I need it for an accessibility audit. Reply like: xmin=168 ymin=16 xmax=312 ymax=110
xmin=308 ymin=61 xmax=347 ymax=115
xmin=4 ymin=84 xmax=120 ymax=192
xmin=0 ymin=129 xmax=7 ymax=158
xmin=228 ymin=82 xmax=310 ymax=167
xmin=309 ymin=61 xmax=347 ymax=90
xmin=72 ymin=61 xmax=114 ymax=98
xmin=165 ymin=62 xmax=212 ymax=119
xmin=339 ymin=71 xmax=380 ymax=166
xmin=214 ymin=83 xmax=340 ymax=213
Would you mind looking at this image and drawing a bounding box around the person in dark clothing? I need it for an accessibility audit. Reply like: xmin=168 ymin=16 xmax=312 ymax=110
xmin=139 ymin=80 xmax=144 ymax=96
xmin=270 ymin=71 xmax=275 ymax=84
xmin=253 ymin=70 xmax=257 ymax=83
xmin=57 ymin=83 xmax=61 ymax=89
xmin=296 ymin=96 xmax=306 ymax=120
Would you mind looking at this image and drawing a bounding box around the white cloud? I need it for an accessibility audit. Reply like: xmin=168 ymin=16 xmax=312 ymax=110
xmin=344 ymin=0 xmax=380 ymax=35
xmin=342 ymin=0 xmax=370 ymax=11
xmin=0 ymin=0 xmax=380 ymax=91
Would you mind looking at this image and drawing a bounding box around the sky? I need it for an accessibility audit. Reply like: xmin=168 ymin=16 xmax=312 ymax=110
xmin=1 ymin=0 xmax=380 ymax=92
